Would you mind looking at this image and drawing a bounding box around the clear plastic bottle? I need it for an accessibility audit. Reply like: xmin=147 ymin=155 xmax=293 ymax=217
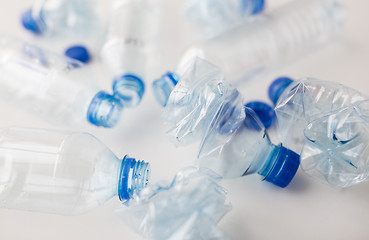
xmin=21 ymin=0 xmax=98 ymax=37
xmin=100 ymin=0 xmax=162 ymax=107
xmin=183 ymin=0 xmax=264 ymax=38
xmin=153 ymin=0 xmax=345 ymax=107
xmin=269 ymin=77 xmax=367 ymax=154
xmin=117 ymin=167 xmax=231 ymax=240
xmin=267 ymin=77 xmax=369 ymax=188
xmin=163 ymin=58 xmax=299 ymax=187
xmin=0 ymin=127 xmax=150 ymax=215
xmin=0 ymin=36 xmax=123 ymax=128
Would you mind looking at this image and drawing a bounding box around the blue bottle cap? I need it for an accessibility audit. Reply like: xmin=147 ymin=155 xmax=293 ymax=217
xmin=152 ymin=72 xmax=179 ymax=107
xmin=245 ymin=101 xmax=275 ymax=128
xmin=87 ymin=91 xmax=123 ymax=128
xmin=264 ymin=145 xmax=300 ymax=188
xmin=21 ymin=9 xmax=43 ymax=34
xmin=118 ymin=156 xmax=150 ymax=201
xmin=65 ymin=45 xmax=91 ymax=64
xmin=251 ymin=0 xmax=265 ymax=14
xmin=113 ymin=74 xmax=145 ymax=108
xmin=268 ymin=77 xmax=294 ymax=105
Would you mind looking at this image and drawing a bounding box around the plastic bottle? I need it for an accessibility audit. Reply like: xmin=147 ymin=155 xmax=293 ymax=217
xmin=117 ymin=167 xmax=231 ymax=240
xmin=0 ymin=127 xmax=150 ymax=215
xmin=21 ymin=0 xmax=98 ymax=37
xmin=0 ymin=36 xmax=123 ymax=128
xmin=269 ymin=77 xmax=367 ymax=154
xmin=163 ymin=58 xmax=299 ymax=187
xmin=153 ymin=0 xmax=345 ymax=107
xmin=267 ymin=77 xmax=368 ymax=188
xmin=183 ymin=0 xmax=264 ymax=38
xmin=100 ymin=0 xmax=162 ymax=107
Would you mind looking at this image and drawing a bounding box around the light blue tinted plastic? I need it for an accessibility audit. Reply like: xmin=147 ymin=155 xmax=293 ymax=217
xmin=152 ymin=72 xmax=179 ymax=107
xmin=302 ymin=100 xmax=369 ymax=188
xmin=0 ymin=36 xmax=122 ymax=127
xmin=113 ymin=74 xmax=145 ymax=108
xmin=116 ymin=167 xmax=231 ymax=240
xmin=0 ymin=127 xmax=149 ymax=215
xmin=22 ymin=0 xmax=98 ymax=36
xmin=183 ymin=0 xmax=264 ymax=37
xmin=275 ymin=78 xmax=368 ymax=155
xmin=163 ymin=58 xmax=299 ymax=186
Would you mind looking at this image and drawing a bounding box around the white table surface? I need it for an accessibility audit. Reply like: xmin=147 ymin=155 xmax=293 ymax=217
xmin=0 ymin=0 xmax=368 ymax=239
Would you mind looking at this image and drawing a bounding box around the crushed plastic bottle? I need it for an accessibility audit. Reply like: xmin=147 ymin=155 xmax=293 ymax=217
xmin=0 ymin=36 xmax=122 ymax=127
xmin=267 ymin=77 xmax=369 ymax=188
xmin=270 ymin=77 xmax=367 ymax=154
xmin=116 ymin=167 xmax=231 ymax=240
xmin=153 ymin=0 xmax=345 ymax=107
xmin=183 ymin=0 xmax=264 ymax=38
xmin=163 ymin=58 xmax=299 ymax=187
xmin=21 ymin=0 xmax=99 ymax=37
xmin=100 ymin=0 xmax=162 ymax=107
xmin=0 ymin=127 xmax=150 ymax=215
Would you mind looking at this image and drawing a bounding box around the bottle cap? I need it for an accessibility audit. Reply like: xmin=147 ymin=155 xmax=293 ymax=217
xmin=118 ymin=156 xmax=150 ymax=201
xmin=21 ymin=9 xmax=43 ymax=34
xmin=268 ymin=77 xmax=294 ymax=105
xmin=87 ymin=91 xmax=123 ymax=128
xmin=252 ymin=0 xmax=265 ymax=14
xmin=113 ymin=74 xmax=145 ymax=108
xmin=264 ymin=145 xmax=300 ymax=188
xmin=245 ymin=101 xmax=275 ymax=128
xmin=65 ymin=45 xmax=91 ymax=64
xmin=152 ymin=72 xmax=179 ymax=107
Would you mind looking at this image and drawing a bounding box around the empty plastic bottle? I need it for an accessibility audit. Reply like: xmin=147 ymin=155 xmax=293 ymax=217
xmin=117 ymin=167 xmax=231 ymax=240
xmin=183 ymin=0 xmax=264 ymax=38
xmin=100 ymin=0 xmax=162 ymax=107
xmin=163 ymin=58 xmax=299 ymax=187
xmin=153 ymin=0 xmax=345 ymax=107
xmin=0 ymin=37 xmax=122 ymax=127
xmin=269 ymin=77 xmax=367 ymax=154
xmin=0 ymin=127 xmax=150 ymax=215
xmin=21 ymin=0 xmax=99 ymax=37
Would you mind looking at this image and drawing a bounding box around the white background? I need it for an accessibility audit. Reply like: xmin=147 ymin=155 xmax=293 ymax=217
xmin=0 ymin=0 xmax=368 ymax=239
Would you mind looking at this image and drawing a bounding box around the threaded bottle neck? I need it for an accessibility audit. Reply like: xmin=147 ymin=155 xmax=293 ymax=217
xmin=118 ymin=155 xmax=150 ymax=201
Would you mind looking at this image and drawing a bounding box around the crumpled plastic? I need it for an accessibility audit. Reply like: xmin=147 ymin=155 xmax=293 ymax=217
xmin=116 ymin=167 xmax=232 ymax=240
xmin=301 ymin=99 xmax=369 ymax=188
xmin=162 ymin=57 xmax=270 ymax=178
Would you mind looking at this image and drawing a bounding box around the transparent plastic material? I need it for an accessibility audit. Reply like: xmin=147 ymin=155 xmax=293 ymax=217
xmin=101 ymin=0 xmax=161 ymax=107
xmin=116 ymin=167 xmax=231 ymax=240
xmin=301 ymin=101 xmax=369 ymax=188
xmin=153 ymin=0 xmax=345 ymax=106
xmin=163 ymin=59 xmax=299 ymax=187
xmin=0 ymin=127 xmax=150 ymax=215
xmin=22 ymin=0 xmax=99 ymax=36
xmin=0 ymin=37 xmax=122 ymax=127
xmin=183 ymin=0 xmax=264 ymax=38
xmin=274 ymin=78 xmax=367 ymax=154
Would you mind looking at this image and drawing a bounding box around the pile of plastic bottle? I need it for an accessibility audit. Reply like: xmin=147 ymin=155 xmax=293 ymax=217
xmin=0 ymin=0 xmax=368 ymax=239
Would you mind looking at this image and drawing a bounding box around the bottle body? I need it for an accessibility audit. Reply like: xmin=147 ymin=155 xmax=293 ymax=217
xmin=0 ymin=127 xmax=150 ymax=215
xmin=183 ymin=0 xmax=264 ymax=38
xmin=178 ymin=0 xmax=344 ymax=85
xmin=0 ymin=37 xmax=122 ymax=127
xmin=101 ymin=0 xmax=161 ymax=107
xmin=274 ymin=78 xmax=367 ymax=154
xmin=22 ymin=0 xmax=99 ymax=36
xmin=0 ymin=127 xmax=120 ymax=215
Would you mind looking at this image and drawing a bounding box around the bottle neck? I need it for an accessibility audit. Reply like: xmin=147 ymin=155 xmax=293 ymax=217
xmin=152 ymin=72 xmax=179 ymax=107
xmin=118 ymin=155 xmax=150 ymax=201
